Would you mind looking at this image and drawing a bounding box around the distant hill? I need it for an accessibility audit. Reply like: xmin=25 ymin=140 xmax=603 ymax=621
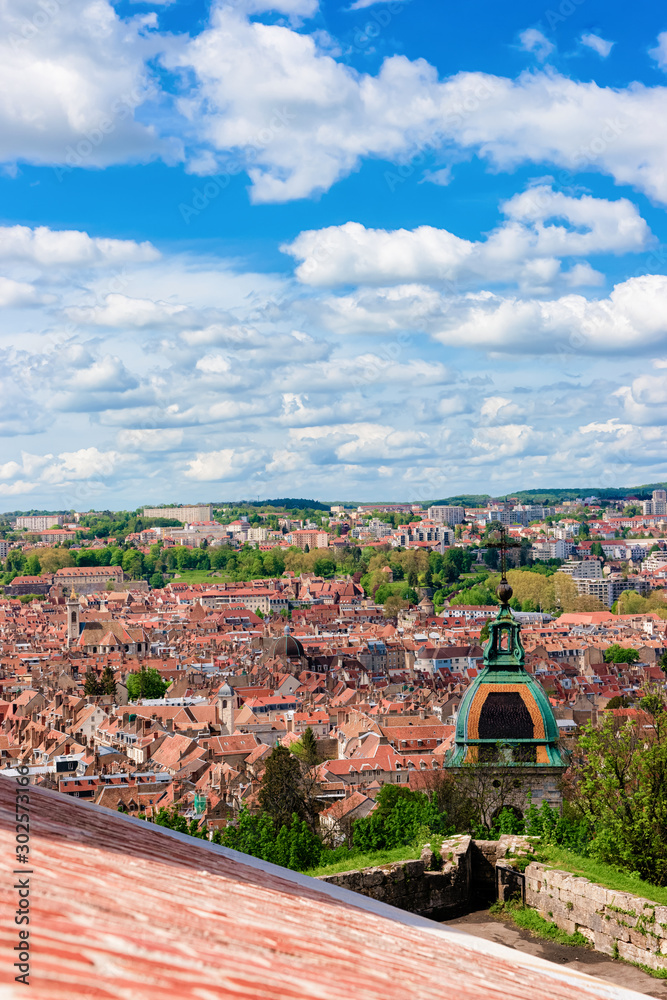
xmin=218 ymin=498 xmax=330 ymax=511
xmin=429 ymin=483 xmax=667 ymax=507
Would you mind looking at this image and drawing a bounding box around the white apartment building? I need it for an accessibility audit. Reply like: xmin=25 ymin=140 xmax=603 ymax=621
xmin=368 ymin=518 xmax=393 ymax=539
xmin=575 ymin=574 xmax=651 ymax=608
xmin=558 ymin=559 xmax=603 ymax=579
xmin=554 ymin=520 xmax=581 ymax=539
xmin=531 ymin=539 xmax=576 ymax=560
xmin=513 ymin=505 xmax=556 ymax=524
xmin=642 ymin=490 xmax=667 ymax=516
xmin=426 ymin=505 xmax=465 ymax=525
xmin=16 ymin=515 xmax=65 ymax=530
xmin=143 ymin=505 xmax=213 ymax=523
xmin=642 ymin=550 xmax=667 ymax=572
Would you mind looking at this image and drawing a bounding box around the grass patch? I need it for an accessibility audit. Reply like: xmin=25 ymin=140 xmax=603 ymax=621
xmin=305 ymin=843 xmax=428 ymax=878
xmin=631 ymin=962 xmax=667 ymax=980
xmin=170 ymin=570 xmax=235 ymax=584
xmin=490 ymin=899 xmax=590 ymax=948
xmin=540 ymin=846 xmax=667 ymax=906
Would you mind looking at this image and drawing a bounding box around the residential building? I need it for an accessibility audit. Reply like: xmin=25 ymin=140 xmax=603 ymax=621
xmin=55 ymin=565 xmax=124 ymax=595
xmin=143 ymin=505 xmax=213 ymax=522
xmin=426 ymin=505 xmax=465 ymax=525
xmin=557 ymin=559 xmax=603 ymax=579
xmin=15 ymin=515 xmax=66 ymax=530
xmin=643 ymin=490 xmax=667 ymax=516
xmin=287 ymin=530 xmax=328 ymax=549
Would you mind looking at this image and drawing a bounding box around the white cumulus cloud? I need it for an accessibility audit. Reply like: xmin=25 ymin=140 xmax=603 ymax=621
xmin=581 ymin=34 xmax=614 ymax=58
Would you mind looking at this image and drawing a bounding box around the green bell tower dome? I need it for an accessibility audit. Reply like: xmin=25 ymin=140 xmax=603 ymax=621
xmin=447 ymin=543 xmax=565 ymax=776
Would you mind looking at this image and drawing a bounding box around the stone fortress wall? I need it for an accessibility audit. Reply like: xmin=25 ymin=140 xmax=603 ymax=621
xmin=320 ymin=836 xmax=667 ymax=973
xmin=525 ymin=863 xmax=667 ymax=973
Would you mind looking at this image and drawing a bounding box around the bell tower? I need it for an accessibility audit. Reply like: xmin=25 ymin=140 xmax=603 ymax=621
xmin=446 ymin=529 xmax=565 ymax=817
xmin=217 ymin=681 xmax=238 ymax=735
xmin=66 ymin=589 xmax=80 ymax=648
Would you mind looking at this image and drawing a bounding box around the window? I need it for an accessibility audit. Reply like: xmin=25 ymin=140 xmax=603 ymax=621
xmin=71 ymin=612 xmax=77 ymax=624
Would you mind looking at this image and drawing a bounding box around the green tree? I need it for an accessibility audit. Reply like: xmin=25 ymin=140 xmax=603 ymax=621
xmin=126 ymin=667 xmax=169 ymax=701
xmin=383 ymin=594 xmax=409 ymax=618
xmin=100 ymin=665 xmax=117 ymax=697
xmin=295 ymin=727 xmax=320 ymax=767
xmin=353 ymin=785 xmax=451 ymax=852
xmin=220 ymin=809 xmax=322 ymax=871
xmin=84 ymin=672 xmax=101 ymax=696
xmin=149 ymin=572 xmax=165 ymax=589
xmin=5 ymin=549 xmax=26 ymax=573
xmin=122 ymin=549 xmax=144 ymax=579
xmin=25 ymin=553 xmax=41 ymax=576
xmin=572 ymin=712 xmax=667 ymax=884
xmin=258 ymin=745 xmax=308 ymax=829
xmin=604 ymin=695 xmax=632 ymax=709
xmin=604 ymin=644 xmax=640 ymax=664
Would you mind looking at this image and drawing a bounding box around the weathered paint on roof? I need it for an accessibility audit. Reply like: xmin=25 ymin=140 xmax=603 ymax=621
xmin=0 ymin=776 xmax=648 ymax=1000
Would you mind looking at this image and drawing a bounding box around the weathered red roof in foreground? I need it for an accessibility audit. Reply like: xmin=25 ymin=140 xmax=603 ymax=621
xmin=0 ymin=777 xmax=648 ymax=1000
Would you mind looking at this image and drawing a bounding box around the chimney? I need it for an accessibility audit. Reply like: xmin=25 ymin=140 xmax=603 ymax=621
xmin=165 ymin=718 xmax=173 ymax=733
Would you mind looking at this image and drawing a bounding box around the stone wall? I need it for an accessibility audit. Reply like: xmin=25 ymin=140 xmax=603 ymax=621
xmin=525 ymin=863 xmax=667 ymax=972
xmin=318 ymin=835 xmax=472 ymax=920
xmin=317 ymin=834 xmax=533 ymax=919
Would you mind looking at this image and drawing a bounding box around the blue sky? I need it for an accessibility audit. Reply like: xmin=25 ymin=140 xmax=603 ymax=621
xmin=2 ymin=0 xmax=667 ymax=509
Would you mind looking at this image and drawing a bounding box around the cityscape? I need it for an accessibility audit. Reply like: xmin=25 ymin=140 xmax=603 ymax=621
xmin=2 ymin=0 xmax=667 ymax=996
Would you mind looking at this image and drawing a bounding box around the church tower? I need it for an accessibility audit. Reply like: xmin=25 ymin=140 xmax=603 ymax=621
xmin=66 ymin=589 xmax=80 ymax=648
xmin=446 ymin=557 xmax=565 ymax=816
xmin=217 ymin=681 xmax=239 ymax=735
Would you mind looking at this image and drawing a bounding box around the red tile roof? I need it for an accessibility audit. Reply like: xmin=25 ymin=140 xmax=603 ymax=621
xmin=0 ymin=776 xmax=641 ymax=1000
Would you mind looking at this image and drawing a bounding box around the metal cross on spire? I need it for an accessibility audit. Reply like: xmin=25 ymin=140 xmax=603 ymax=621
xmin=485 ymin=525 xmax=521 ymax=581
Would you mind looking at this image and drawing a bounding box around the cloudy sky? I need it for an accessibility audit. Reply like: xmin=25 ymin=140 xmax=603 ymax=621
xmin=2 ymin=0 xmax=667 ymax=509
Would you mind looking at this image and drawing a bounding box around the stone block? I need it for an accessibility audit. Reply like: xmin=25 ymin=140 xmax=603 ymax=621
xmin=617 ymin=940 xmax=664 ymax=971
xmin=570 ymin=877 xmax=591 ymax=897
xmin=362 ymin=870 xmax=385 ymax=888
xmin=606 ymin=920 xmax=630 ymax=943
xmin=546 ymin=870 xmax=563 ymax=890
xmin=583 ymin=882 xmax=607 ymax=906
xmin=420 ymin=848 xmax=437 ymax=871
xmin=607 ymin=891 xmax=636 ymax=913
xmin=593 ymin=930 xmax=616 ymax=957
xmin=550 ymin=915 xmax=576 ymax=936
xmin=654 ymin=906 xmax=667 ymax=927
xmin=578 ymin=910 xmax=606 ymax=936
xmin=629 ymin=929 xmax=651 ymax=949
xmin=403 ymin=860 xmax=424 ymax=880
